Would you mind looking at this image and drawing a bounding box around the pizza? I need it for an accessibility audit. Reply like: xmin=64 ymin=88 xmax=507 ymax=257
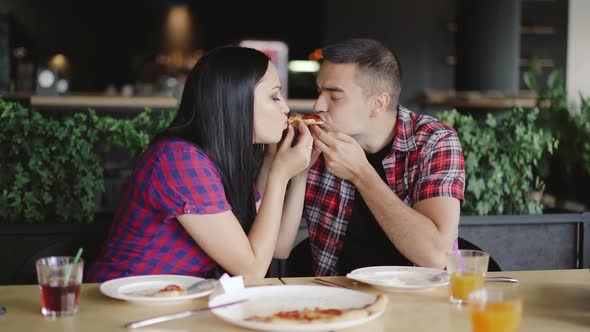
xmin=153 ymin=284 xmax=187 ymax=297
xmin=288 ymin=113 xmax=325 ymax=126
xmin=244 ymin=294 xmax=387 ymax=324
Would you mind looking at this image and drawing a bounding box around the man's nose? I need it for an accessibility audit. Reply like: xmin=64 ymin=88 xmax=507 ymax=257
xmin=313 ymin=97 xmax=326 ymax=113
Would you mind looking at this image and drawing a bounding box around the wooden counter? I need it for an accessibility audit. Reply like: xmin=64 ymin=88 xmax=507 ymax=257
xmin=1 ymin=94 xmax=316 ymax=112
xmin=420 ymin=90 xmax=544 ymax=109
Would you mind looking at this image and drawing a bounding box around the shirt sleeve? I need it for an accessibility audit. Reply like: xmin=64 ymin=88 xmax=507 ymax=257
xmin=147 ymin=145 xmax=231 ymax=219
xmin=413 ymin=130 xmax=465 ymax=203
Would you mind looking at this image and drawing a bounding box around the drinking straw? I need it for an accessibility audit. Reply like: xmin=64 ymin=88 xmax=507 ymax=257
xmin=64 ymin=247 xmax=84 ymax=283
xmin=452 ymin=240 xmax=466 ymax=272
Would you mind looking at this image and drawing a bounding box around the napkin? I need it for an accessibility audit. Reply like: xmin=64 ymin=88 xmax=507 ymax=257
xmin=218 ymin=273 xmax=245 ymax=294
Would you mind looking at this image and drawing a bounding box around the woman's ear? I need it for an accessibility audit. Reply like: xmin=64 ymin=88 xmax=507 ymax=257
xmin=369 ymin=92 xmax=391 ymax=118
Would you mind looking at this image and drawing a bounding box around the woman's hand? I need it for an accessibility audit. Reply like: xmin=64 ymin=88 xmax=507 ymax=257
xmin=264 ymin=142 xmax=278 ymax=159
xmin=271 ymin=122 xmax=314 ymax=181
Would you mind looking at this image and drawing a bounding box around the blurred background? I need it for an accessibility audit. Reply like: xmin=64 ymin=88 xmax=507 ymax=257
xmin=1 ymin=0 xmax=586 ymax=111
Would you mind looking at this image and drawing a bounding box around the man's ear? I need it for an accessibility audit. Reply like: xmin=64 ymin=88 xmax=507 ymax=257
xmin=369 ymin=92 xmax=391 ymax=118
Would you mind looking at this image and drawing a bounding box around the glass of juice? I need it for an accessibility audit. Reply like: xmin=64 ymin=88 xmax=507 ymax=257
xmin=469 ymin=285 xmax=523 ymax=332
xmin=446 ymin=249 xmax=489 ymax=304
xmin=36 ymin=256 xmax=83 ymax=317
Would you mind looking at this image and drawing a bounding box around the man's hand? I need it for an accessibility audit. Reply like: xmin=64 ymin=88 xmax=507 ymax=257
xmin=311 ymin=125 xmax=369 ymax=182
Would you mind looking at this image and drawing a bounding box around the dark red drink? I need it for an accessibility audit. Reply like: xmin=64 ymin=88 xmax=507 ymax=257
xmin=40 ymin=279 xmax=80 ymax=316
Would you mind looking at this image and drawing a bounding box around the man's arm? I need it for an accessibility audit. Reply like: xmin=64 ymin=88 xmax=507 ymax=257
xmin=353 ymin=166 xmax=460 ymax=269
xmin=311 ymin=125 xmax=462 ymax=269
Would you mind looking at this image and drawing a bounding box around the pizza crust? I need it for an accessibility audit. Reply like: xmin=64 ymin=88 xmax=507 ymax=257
xmin=288 ymin=113 xmax=325 ymax=126
xmin=245 ymin=294 xmax=388 ymax=324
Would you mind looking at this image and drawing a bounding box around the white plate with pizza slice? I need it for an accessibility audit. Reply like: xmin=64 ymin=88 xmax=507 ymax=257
xmin=209 ymin=285 xmax=387 ymax=332
xmin=100 ymin=274 xmax=215 ymax=305
xmin=346 ymin=266 xmax=448 ymax=292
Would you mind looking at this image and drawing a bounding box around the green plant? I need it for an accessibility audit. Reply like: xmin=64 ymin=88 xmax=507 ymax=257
xmin=437 ymin=107 xmax=558 ymax=215
xmin=0 ymin=99 xmax=103 ymax=223
xmin=0 ymin=98 xmax=175 ymax=224
xmin=525 ymin=70 xmax=590 ymax=177
xmin=522 ymin=70 xmax=590 ymax=207
xmin=97 ymin=108 xmax=175 ymax=158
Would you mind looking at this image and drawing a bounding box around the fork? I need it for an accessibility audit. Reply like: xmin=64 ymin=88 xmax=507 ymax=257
xmin=312 ymin=278 xmax=351 ymax=289
xmin=430 ymin=273 xmax=518 ymax=284
xmin=186 ymin=279 xmax=219 ymax=293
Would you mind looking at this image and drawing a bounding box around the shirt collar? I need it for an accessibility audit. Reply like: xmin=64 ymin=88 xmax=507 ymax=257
xmin=391 ymin=105 xmax=418 ymax=153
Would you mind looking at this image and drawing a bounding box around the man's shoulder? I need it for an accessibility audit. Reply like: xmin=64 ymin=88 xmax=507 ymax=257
xmin=399 ymin=106 xmax=458 ymax=146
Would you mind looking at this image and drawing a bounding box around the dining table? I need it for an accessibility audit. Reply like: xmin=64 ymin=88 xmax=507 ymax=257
xmin=0 ymin=269 xmax=588 ymax=331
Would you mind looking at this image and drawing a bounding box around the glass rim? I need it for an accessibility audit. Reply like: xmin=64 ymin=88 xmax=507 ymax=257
xmin=35 ymin=256 xmax=84 ymax=266
xmin=446 ymin=249 xmax=490 ymax=257
xmin=468 ymin=286 xmax=523 ymax=303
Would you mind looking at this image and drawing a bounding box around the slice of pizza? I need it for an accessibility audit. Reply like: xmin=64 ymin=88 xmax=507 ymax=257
xmin=288 ymin=113 xmax=325 ymax=126
xmin=153 ymin=284 xmax=188 ymax=297
xmin=245 ymin=294 xmax=388 ymax=324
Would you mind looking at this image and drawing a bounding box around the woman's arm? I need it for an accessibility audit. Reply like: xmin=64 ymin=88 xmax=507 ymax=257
xmin=272 ymin=172 xmax=307 ymax=259
xmin=178 ymin=123 xmax=314 ymax=279
xmin=178 ymin=167 xmax=289 ymax=279
xmin=255 ymin=144 xmax=277 ymax=210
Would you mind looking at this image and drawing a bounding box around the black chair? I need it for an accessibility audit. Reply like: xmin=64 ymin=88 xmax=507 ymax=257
xmin=285 ymin=238 xmax=313 ymax=277
xmin=457 ymin=237 xmax=502 ymax=272
xmin=285 ymin=237 xmax=502 ymax=277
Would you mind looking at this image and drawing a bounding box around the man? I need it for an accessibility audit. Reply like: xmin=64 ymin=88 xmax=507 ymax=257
xmin=276 ymin=38 xmax=465 ymax=276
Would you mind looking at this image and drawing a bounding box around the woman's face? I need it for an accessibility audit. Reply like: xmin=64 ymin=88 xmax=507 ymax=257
xmin=253 ymin=62 xmax=289 ymax=144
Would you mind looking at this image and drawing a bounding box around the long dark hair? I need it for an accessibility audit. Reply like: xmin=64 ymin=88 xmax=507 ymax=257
xmin=154 ymin=46 xmax=269 ymax=232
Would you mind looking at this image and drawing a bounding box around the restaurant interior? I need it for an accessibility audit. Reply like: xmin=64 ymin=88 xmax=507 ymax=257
xmin=0 ymin=0 xmax=589 ymax=331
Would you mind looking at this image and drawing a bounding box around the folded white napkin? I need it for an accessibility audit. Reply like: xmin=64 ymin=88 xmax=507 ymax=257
xmin=218 ymin=273 xmax=244 ymax=294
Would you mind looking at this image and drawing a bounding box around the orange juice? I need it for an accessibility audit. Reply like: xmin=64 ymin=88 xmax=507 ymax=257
xmin=471 ymin=301 xmax=523 ymax=332
xmin=450 ymin=273 xmax=485 ymax=302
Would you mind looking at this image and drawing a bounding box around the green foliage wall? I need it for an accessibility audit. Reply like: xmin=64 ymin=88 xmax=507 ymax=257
xmin=437 ymin=108 xmax=557 ymax=215
xmin=0 ymin=98 xmax=174 ymax=223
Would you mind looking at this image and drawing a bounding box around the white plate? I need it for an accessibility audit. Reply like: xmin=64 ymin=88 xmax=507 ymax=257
xmin=209 ymin=285 xmax=385 ymax=332
xmin=99 ymin=275 xmax=214 ymax=305
xmin=347 ymin=266 xmax=448 ymax=292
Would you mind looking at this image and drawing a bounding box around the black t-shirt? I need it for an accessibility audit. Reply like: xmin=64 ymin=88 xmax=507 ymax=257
xmin=337 ymin=141 xmax=413 ymax=275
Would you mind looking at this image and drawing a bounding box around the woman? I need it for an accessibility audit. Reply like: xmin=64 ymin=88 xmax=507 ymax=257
xmin=86 ymin=46 xmax=313 ymax=282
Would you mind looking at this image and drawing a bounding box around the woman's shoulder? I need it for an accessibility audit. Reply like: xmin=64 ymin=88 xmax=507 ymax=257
xmin=150 ymin=138 xmax=218 ymax=170
xmin=151 ymin=137 xmax=199 ymax=152
xmin=151 ymin=138 xmax=207 ymax=159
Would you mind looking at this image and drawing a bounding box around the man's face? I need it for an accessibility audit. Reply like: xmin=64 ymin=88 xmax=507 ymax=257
xmin=313 ymin=61 xmax=372 ymax=136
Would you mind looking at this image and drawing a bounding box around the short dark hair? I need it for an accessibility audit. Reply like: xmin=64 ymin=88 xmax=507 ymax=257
xmin=322 ymin=38 xmax=402 ymax=109
xmin=154 ymin=46 xmax=270 ymax=231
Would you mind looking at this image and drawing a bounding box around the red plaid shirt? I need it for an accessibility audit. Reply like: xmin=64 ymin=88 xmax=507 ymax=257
xmin=87 ymin=138 xmax=236 ymax=282
xmin=304 ymin=106 xmax=465 ymax=276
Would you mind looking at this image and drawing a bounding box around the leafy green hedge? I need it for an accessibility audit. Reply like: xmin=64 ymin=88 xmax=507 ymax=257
xmin=437 ymin=108 xmax=557 ymax=215
xmin=2 ymin=72 xmax=589 ymax=223
xmin=524 ymin=70 xmax=590 ymax=206
xmin=0 ymin=98 xmax=174 ymax=223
